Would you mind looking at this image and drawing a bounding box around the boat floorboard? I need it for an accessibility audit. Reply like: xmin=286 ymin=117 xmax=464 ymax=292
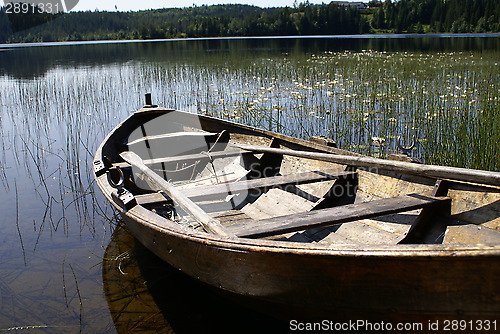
xmin=241 ymin=188 xmax=317 ymax=220
xmin=332 ymin=221 xmax=401 ymax=244
xmin=215 ymin=210 xmax=253 ymax=227
xmin=444 ymin=223 xmax=500 ymax=244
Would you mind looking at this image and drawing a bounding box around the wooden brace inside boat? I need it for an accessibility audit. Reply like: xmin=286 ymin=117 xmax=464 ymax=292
xmin=135 ymin=169 xmax=357 ymax=203
xmin=227 ymin=193 xmax=452 ymax=238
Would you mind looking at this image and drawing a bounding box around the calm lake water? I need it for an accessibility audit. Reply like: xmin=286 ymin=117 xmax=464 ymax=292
xmin=0 ymin=35 xmax=498 ymax=333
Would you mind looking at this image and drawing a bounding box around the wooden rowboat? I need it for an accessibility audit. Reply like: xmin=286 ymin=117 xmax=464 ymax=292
xmin=94 ymin=97 xmax=500 ymax=323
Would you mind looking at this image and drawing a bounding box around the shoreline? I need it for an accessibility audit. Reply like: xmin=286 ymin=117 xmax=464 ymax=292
xmin=1 ymin=32 xmax=500 ymax=49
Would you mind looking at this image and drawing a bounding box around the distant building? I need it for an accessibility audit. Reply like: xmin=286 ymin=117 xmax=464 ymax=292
xmin=368 ymin=1 xmax=383 ymax=7
xmin=331 ymin=1 xmax=368 ymax=9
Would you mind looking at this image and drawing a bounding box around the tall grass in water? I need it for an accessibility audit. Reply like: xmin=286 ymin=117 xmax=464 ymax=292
xmin=138 ymin=49 xmax=498 ymax=171
xmin=423 ymin=73 xmax=499 ymax=171
xmin=474 ymin=82 xmax=499 ymax=171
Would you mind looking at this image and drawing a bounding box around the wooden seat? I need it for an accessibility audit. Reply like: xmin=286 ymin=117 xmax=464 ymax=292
xmin=114 ymin=149 xmax=249 ymax=168
xmin=182 ymin=170 xmax=356 ymax=199
xmin=228 ymin=193 xmax=451 ymax=239
xmin=127 ymin=131 xmax=217 ymax=145
xmin=135 ymin=170 xmax=356 ymax=205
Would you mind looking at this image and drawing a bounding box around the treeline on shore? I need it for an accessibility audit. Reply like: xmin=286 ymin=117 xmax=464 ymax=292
xmin=0 ymin=0 xmax=499 ymax=43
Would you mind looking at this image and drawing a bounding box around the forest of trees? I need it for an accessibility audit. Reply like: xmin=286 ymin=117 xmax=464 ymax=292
xmin=371 ymin=0 xmax=500 ymax=33
xmin=0 ymin=0 xmax=499 ymax=44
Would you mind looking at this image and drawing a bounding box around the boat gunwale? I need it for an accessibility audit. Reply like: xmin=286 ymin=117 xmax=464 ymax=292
xmin=94 ymin=108 xmax=500 ymax=258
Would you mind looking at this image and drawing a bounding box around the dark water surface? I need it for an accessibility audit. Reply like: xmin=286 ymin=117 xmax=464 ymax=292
xmin=0 ymin=35 xmax=498 ymax=333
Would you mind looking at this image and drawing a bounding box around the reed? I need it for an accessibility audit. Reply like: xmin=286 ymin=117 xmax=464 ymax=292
xmin=69 ymin=264 xmax=83 ymax=332
xmin=118 ymin=49 xmax=498 ymax=172
xmin=14 ymin=181 xmax=26 ymax=266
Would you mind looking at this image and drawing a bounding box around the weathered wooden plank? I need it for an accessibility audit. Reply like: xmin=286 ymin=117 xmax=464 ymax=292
xmin=333 ymin=222 xmax=401 ymax=244
xmin=127 ymin=131 xmax=217 ymax=145
xmin=398 ymin=179 xmax=451 ymax=244
xmin=230 ymin=194 xmax=451 ymax=239
xmin=241 ymin=188 xmax=316 ymax=220
xmin=444 ymin=224 xmax=500 ymax=244
xmin=136 ymin=192 xmax=169 ymax=205
xmin=174 ymin=155 xmax=250 ymax=189
xmin=357 ymin=169 xmax=435 ymax=199
xmin=264 ymin=188 xmax=316 ymax=213
xmin=114 ymin=149 xmax=248 ymax=168
xmin=351 ymin=186 xmax=423 ymax=239
xmin=302 ymin=226 xmax=341 ymax=243
xmin=359 ymin=217 xmax=415 ymax=236
xmin=215 ymin=210 xmax=253 ymax=227
xmin=446 ymin=183 xmax=500 ymax=228
xmin=120 ymin=151 xmax=232 ymax=237
xmin=181 ymin=170 xmax=355 ymax=199
xmin=235 ymin=143 xmax=500 ymax=186
xmin=317 ymin=230 xmax=355 ymax=245
xmin=241 ymin=191 xmax=299 ymax=219
xmin=134 ymin=170 xmax=355 ymax=204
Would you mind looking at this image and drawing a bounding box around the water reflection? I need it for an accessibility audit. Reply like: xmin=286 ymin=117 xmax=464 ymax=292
xmin=103 ymin=224 xmax=288 ymax=334
xmin=1 ymin=35 xmax=499 ymax=80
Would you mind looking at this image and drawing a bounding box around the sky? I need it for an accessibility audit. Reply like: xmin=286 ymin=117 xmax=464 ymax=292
xmin=70 ymin=0 xmax=357 ymax=12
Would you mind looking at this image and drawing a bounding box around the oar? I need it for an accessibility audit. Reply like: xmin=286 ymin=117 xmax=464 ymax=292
xmin=120 ymin=151 xmax=233 ymax=237
xmin=235 ymin=144 xmax=500 ymax=187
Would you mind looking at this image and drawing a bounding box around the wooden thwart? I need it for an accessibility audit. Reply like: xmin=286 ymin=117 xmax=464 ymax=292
xmin=114 ymin=149 xmax=247 ymax=168
xmin=182 ymin=170 xmax=356 ymax=199
xmin=229 ymin=193 xmax=451 ymax=238
xmin=135 ymin=170 xmax=356 ymax=204
xmin=127 ymin=131 xmax=217 ymax=145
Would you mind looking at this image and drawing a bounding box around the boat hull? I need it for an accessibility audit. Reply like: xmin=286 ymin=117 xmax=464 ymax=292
xmin=95 ymin=107 xmax=500 ymax=324
xmin=120 ymin=206 xmax=499 ymax=322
